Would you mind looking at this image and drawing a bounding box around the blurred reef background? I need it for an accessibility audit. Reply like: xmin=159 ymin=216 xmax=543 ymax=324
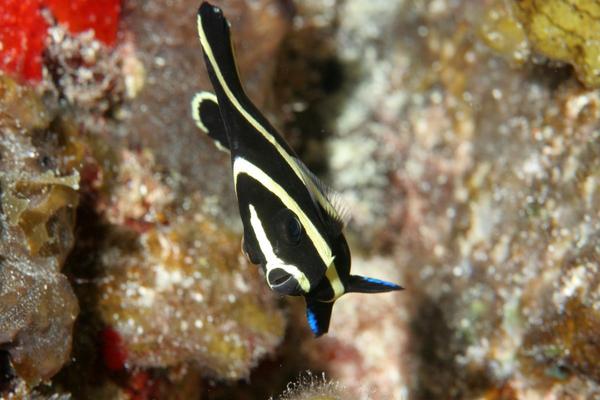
xmin=1 ymin=0 xmax=600 ymax=399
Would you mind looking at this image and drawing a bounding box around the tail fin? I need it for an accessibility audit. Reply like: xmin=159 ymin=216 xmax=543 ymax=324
xmin=305 ymin=299 xmax=334 ymax=337
xmin=346 ymin=275 xmax=403 ymax=293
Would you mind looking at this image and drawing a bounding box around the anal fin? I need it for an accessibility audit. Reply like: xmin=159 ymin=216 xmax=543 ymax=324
xmin=305 ymin=298 xmax=333 ymax=337
xmin=191 ymin=91 xmax=230 ymax=152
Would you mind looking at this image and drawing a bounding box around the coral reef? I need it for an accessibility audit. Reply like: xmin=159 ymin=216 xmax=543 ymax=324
xmin=96 ymin=150 xmax=285 ymax=380
xmin=0 ymin=75 xmax=79 ymax=385
xmin=99 ymin=218 xmax=285 ymax=377
xmin=2 ymin=0 xmax=600 ymax=398
xmin=44 ymin=23 xmax=126 ymax=115
xmin=288 ymin=0 xmax=600 ymax=397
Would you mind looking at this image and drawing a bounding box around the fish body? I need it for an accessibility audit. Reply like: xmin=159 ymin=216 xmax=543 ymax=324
xmin=192 ymin=1 xmax=402 ymax=336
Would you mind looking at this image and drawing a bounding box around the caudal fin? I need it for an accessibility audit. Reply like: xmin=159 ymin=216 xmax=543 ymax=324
xmin=346 ymin=275 xmax=403 ymax=293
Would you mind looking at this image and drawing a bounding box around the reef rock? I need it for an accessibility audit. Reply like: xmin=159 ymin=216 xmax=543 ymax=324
xmin=0 ymin=76 xmax=79 ymax=385
xmin=98 ymin=196 xmax=286 ymax=379
xmin=292 ymin=0 xmax=600 ymax=397
xmin=515 ymin=0 xmax=600 ymax=88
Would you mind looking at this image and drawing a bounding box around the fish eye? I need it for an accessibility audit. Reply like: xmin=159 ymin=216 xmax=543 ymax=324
xmin=282 ymin=211 xmax=302 ymax=245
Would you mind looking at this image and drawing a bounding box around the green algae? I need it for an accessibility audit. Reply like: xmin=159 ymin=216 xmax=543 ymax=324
xmin=1 ymin=171 xmax=79 ymax=255
xmin=515 ymin=0 xmax=600 ymax=88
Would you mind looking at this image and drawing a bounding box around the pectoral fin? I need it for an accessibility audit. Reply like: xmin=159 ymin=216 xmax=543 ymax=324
xmin=191 ymin=91 xmax=230 ymax=152
xmin=305 ymin=298 xmax=333 ymax=337
xmin=346 ymin=275 xmax=403 ymax=293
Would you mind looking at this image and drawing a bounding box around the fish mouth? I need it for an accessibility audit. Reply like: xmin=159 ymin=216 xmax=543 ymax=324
xmin=267 ymin=267 xmax=302 ymax=296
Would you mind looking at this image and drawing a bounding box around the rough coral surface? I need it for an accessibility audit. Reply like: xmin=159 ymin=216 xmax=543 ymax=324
xmin=4 ymin=0 xmax=600 ymax=398
xmin=514 ymin=0 xmax=600 ymax=88
xmin=0 ymin=76 xmax=79 ymax=385
xmin=288 ymin=0 xmax=600 ymax=397
xmin=99 ymin=218 xmax=285 ymax=378
xmin=96 ymin=151 xmax=285 ymax=380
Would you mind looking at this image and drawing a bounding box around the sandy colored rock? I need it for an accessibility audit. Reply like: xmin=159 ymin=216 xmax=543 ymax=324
xmin=98 ymin=212 xmax=285 ymax=379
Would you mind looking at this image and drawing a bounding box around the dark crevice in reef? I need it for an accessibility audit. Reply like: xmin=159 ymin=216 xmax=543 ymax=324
xmin=271 ymin=14 xmax=353 ymax=177
xmin=409 ymin=295 xmax=492 ymax=400
xmin=0 ymin=350 xmax=15 ymax=393
xmin=52 ymin=194 xmax=112 ymax=396
xmin=526 ymin=60 xmax=575 ymax=92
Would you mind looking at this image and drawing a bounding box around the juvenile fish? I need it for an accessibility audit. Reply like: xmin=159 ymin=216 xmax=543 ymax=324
xmin=191 ymin=1 xmax=402 ymax=336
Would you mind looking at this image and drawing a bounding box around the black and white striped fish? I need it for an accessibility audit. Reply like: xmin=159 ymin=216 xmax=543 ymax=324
xmin=191 ymin=1 xmax=402 ymax=337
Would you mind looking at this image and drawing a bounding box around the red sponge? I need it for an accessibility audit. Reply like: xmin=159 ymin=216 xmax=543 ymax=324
xmin=0 ymin=0 xmax=48 ymax=81
xmin=0 ymin=0 xmax=121 ymax=82
xmin=46 ymin=0 xmax=121 ymax=46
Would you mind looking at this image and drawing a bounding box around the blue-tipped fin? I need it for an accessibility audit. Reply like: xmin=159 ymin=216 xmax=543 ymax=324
xmin=346 ymin=275 xmax=403 ymax=293
xmin=305 ymin=299 xmax=333 ymax=337
xmin=191 ymin=91 xmax=230 ymax=152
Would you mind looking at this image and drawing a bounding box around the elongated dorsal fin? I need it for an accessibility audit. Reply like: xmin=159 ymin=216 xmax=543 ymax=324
xmin=346 ymin=275 xmax=403 ymax=293
xmin=305 ymin=298 xmax=334 ymax=337
xmin=191 ymin=91 xmax=230 ymax=152
xmin=294 ymin=158 xmax=350 ymax=234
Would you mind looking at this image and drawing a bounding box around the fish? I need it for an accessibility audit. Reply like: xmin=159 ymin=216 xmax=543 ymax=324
xmin=191 ymin=1 xmax=403 ymax=337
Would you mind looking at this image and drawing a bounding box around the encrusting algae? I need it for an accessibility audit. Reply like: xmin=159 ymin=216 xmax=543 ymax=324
xmin=0 ymin=74 xmax=80 ymax=385
xmin=514 ymin=0 xmax=600 ymax=88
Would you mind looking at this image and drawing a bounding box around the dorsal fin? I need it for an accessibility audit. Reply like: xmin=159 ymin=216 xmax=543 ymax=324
xmin=294 ymin=158 xmax=350 ymax=234
xmin=191 ymin=91 xmax=230 ymax=153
